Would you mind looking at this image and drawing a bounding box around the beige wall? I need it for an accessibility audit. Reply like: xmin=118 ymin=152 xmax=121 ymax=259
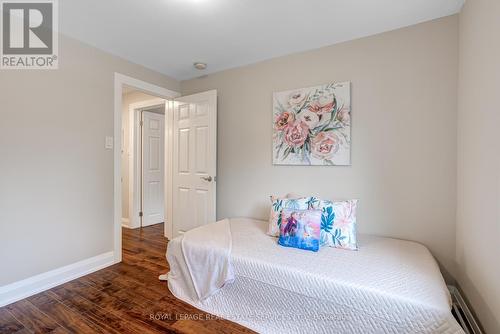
xmin=182 ymin=16 xmax=459 ymax=278
xmin=0 ymin=35 xmax=179 ymax=286
xmin=0 ymin=8 xmax=496 ymax=330
xmin=121 ymin=90 xmax=163 ymax=224
xmin=456 ymin=0 xmax=500 ymax=333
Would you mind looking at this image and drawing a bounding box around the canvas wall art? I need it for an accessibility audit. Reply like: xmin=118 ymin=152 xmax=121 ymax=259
xmin=273 ymin=82 xmax=351 ymax=165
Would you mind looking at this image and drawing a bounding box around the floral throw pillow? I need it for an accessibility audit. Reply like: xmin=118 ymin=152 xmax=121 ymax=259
xmin=318 ymin=199 xmax=358 ymax=250
xmin=268 ymin=196 xmax=319 ymax=237
xmin=278 ymin=209 xmax=322 ymax=252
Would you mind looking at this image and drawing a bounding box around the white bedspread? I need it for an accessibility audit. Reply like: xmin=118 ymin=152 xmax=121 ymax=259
xmin=167 ymin=218 xmax=463 ymax=334
xmin=167 ymin=218 xmax=234 ymax=301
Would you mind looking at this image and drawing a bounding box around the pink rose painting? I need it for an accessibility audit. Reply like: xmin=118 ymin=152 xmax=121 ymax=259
xmin=273 ymin=82 xmax=351 ymax=165
xmin=284 ymin=121 xmax=309 ymax=147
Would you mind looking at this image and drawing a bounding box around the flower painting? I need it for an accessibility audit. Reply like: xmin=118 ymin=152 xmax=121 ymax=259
xmin=273 ymin=82 xmax=351 ymax=165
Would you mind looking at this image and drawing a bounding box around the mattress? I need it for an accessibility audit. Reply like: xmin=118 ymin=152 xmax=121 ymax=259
xmin=167 ymin=218 xmax=463 ymax=334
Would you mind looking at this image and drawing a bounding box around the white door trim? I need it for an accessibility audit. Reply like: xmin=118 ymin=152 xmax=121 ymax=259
xmin=114 ymin=73 xmax=180 ymax=263
xmin=128 ymin=99 xmax=165 ymax=229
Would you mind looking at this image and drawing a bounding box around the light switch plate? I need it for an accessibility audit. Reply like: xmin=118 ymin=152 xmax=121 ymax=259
xmin=105 ymin=136 xmax=114 ymax=149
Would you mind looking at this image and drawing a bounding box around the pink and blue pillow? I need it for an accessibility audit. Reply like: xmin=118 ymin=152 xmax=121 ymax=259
xmin=267 ymin=196 xmax=318 ymax=236
xmin=278 ymin=209 xmax=322 ymax=252
xmin=268 ymin=195 xmax=358 ymax=251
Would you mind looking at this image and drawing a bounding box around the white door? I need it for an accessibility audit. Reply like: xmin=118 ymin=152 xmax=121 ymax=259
xmin=172 ymin=90 xmax=217 ymax=237
xmin=142 ymin=111 xmax=165 ymax=226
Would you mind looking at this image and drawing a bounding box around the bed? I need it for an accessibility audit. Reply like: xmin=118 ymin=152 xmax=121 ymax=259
xmin=166 ymin=218 xmax=463 ymax=334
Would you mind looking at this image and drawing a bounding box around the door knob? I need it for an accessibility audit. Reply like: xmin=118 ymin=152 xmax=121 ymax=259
xmin=201 ymin=176 xmax=213 ymax=182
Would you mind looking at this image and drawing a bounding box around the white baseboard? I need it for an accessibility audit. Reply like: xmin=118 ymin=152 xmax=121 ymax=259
xmin=122 ymin=218 xmax=132 ymax=229
xmin=0 ymin=251 xmax=116 ymax=307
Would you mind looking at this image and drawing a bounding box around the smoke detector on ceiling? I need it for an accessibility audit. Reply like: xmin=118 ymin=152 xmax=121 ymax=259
xmin=193 ymin=62 xmax=207 ymax=70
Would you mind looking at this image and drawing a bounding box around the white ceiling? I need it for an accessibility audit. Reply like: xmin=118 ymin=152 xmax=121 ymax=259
xmin=60 ymin=0 xmax=464 ymax=80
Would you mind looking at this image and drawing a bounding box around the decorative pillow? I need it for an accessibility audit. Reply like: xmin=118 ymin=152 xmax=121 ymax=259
xmin=267 ymin=196 xmax=319 ymax=236
xmin=278 ymin=209 xmax=322 ymax=252
xmin=318 ymin=199 xmax=358 ymax=250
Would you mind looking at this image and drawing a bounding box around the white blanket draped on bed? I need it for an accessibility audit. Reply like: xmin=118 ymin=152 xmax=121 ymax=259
xmin=167 ymin=219 xmax=234 ymax=301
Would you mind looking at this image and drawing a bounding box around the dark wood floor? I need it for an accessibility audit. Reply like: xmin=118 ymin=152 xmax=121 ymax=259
xmin=0 ymin=224 xmax=254 ymax=334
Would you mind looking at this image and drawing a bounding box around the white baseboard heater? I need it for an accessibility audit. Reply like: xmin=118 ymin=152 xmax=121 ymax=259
xmin=448 ymin=286 xmax=483 ymax=334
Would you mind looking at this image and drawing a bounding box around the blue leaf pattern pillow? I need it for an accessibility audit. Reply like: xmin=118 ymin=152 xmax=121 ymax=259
xmin=318 ymin=199 xmax=358 ymax=250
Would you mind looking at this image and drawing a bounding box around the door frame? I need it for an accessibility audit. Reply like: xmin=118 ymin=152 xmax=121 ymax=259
xmin=114 ymin=73 xmax=180 ymax=263
xmin=128 ymin=99 xmax=165 ymax=229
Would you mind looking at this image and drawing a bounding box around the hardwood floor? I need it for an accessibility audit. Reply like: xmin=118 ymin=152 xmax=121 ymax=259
xmin=0 ymin=224 xmax=254 ymax=334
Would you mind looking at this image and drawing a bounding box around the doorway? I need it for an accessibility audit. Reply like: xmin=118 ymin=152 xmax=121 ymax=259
xmin=128 ymin=101 xmax=166 ymax=228
xmin=113 ymin=74 xmax=179 ymax=263
xmin=113 ymin=73 xmax=217 ymax=264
